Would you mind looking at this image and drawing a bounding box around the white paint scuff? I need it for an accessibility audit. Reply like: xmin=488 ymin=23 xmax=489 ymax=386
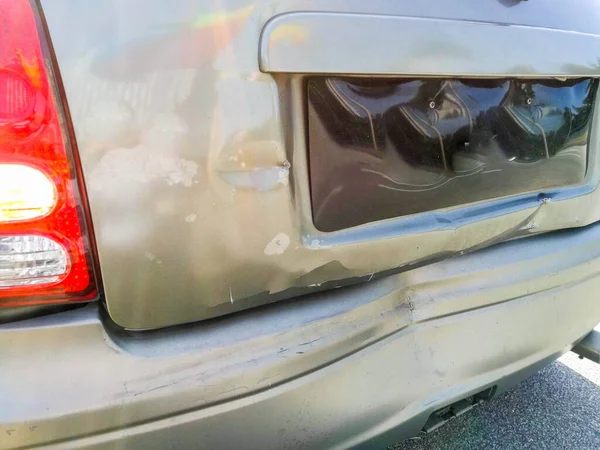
xmin=306 ymin=238 xmax=332 ymax=250
xmin=264 ymin=232 xmax=290 ymax=256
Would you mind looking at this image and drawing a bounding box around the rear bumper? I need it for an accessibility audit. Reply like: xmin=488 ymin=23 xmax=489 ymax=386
xmin=3 ymin=225 xmax=600 ymax=449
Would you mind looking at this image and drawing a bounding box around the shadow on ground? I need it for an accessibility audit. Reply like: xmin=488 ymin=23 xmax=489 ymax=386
xmin=390 ymin=353 xmax=600 ymax=449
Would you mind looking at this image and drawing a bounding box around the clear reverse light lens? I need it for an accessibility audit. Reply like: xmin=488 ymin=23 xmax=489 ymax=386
xmin=0 ymin=165 xmax=56 ymax=222
xmin=0 ymin=235 xmax=68 ymax=287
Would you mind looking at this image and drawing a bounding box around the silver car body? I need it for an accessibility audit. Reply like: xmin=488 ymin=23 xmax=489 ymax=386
xmin=2 ymin=0 xmax=600 ymax=448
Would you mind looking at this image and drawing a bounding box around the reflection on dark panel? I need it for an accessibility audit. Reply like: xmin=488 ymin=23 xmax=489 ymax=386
xmin=308 ymin=77 xmax=597 ymax=231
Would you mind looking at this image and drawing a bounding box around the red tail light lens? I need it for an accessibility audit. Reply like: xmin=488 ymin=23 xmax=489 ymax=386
xmin=0 ymin=0 xmax=98 ymax=306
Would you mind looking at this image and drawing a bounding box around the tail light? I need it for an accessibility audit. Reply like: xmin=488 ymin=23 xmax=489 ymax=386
xmin=0 ymin=0 xmax=98 ymax=306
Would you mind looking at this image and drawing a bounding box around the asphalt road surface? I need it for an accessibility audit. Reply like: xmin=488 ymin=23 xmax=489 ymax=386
xmin=390 ymin=352 xmax=600 ymax=450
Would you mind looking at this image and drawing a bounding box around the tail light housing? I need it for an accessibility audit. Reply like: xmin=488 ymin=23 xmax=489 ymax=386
xmin=0 ymin=0 xmax=98 ymax=306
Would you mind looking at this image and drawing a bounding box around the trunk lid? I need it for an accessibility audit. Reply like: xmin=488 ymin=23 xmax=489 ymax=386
xmin=40 ymin=0 xmax=600 ymax=329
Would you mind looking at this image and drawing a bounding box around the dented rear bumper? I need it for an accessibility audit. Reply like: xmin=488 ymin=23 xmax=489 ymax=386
xmin=2 ymin=223 xmax=600 ymax=449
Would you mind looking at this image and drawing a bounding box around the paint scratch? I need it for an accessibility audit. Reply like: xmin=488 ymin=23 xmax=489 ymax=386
xmin=264 ymin=232 xmax=290 ymax=256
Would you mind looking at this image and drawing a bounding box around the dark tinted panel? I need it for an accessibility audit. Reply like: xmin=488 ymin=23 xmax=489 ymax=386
xmin=308 ymin=77 xmax=597 ymax=231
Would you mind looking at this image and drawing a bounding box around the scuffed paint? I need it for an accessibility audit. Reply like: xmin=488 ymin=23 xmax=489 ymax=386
xmin=88 ymin=147 xmax=199 ymax=189
xmin=277 ymin=161 xmax=291 ymax=186
xmin=264 ymin=233 xmax=291 ymax=256
xmin=215 ymin=140 xmax=290 ymax=191
xmin=145 ymin=252 xmax=162 ymax=265
xmin=43 ymin=0 xmax=600 ymax=330
xmin=87 ymin=111 xmax=199 ymax=191
xmin=217 ymin=162 xmax=290 ymax=191
xmin=306 ymin=238 xmax=332 ymax=250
